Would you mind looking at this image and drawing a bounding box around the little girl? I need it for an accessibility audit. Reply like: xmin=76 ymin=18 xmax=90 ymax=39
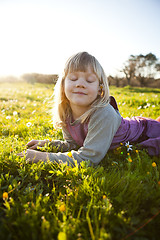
xmin=19 ymin=52 xmax=160 ymax=165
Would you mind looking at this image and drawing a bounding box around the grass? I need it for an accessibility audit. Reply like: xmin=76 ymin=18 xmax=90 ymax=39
xmin=0 ymin=82 xmax=160 ymax=240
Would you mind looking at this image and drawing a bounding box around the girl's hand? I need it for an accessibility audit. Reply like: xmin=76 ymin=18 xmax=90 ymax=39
xmin=27 ymin=140 xmax=48 ymax=150
xmin=18 ymin=149 xmax=49 ymax=163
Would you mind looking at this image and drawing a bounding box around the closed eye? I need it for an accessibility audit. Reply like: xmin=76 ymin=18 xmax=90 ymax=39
xmin=68 ymin=75 xmax=78 ymax=81
xmin=87 ymin=78 xmax=95 ymax=83
xmin=69 ymin=77 xmax=77 ymax=81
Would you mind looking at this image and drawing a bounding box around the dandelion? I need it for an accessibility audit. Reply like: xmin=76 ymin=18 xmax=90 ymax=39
xmin=3 ymin=192 xmax=8 ymax=201
xmin=67 ymin=152 xmax=72 ymax=158
xmin=26 ymin=122 xmax=32 ymax=127
xmin=136 ymin=150 xmax=139 ymax=153
xmin=10 ymin=147 xmax=13 ymax=152
xmin=103 ymin=195 xmax=107 ymax=200
xmin=152 ymin=162 xmax=157 ymax=167
xmin=58 ymin=232 xmax=67 ymax=240
xmin=128 ymin=157 xmax=132 ymax=163
xmin=59 ymin=204 xmax=66 ymax=212
xmin=113 ymin=147 xmax=121 ymax=155
xmin=125 ymin=141 xmax=132 ymax=151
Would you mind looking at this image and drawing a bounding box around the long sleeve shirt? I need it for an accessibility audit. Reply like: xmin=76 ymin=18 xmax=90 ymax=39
xmin=48 ymin=104 xmax=121 ymax=166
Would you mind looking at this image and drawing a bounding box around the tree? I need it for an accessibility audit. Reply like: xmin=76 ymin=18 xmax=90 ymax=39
xmin=121 ymin=53 xmax=160 ymax=87
xmin=121 ymin=55 xmax=136 ymax=85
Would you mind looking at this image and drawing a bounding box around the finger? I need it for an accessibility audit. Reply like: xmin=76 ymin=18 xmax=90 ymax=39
xmin=17 ymin=152 xmax=26 ymax=157
xmin=27 ymin=140 xmax=37 ymax=147
xmin=28 ymin=144 xmax=38 ymax=150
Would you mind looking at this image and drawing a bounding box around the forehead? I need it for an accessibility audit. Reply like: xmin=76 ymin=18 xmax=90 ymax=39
xmin=67 ymin=62 xmax=95 ymax=74
xmin=68 ymin=66 xmax=96 ymax=75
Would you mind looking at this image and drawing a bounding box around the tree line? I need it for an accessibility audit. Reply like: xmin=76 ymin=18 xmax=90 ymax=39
xmin=1 ymin=53 xmax=160 ymax=87
xmin=108 ymin=53 xmax=160 ymax=88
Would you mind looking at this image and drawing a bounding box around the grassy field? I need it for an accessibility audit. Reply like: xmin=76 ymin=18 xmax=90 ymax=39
xmin=0 ymin=82 xmax=160 ymax=240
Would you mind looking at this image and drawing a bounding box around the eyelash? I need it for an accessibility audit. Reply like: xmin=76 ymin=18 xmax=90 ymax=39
xmin=70 ymin=78 xmax=93 ymax=83
xmin=87 ymin=80 xmax=93 ymax=83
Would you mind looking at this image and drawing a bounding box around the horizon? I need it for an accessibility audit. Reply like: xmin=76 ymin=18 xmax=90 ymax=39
xmin=0 ymin=0 xmax=160 ymax=78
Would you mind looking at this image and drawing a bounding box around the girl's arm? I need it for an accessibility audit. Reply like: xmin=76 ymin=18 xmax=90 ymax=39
xmin=24 ymin=105 xmax=121 ymax=166
xmin=27 ymin=135 xmax=79 ymax=152
xmin=18 ymin=149 xmax=49 ymax=163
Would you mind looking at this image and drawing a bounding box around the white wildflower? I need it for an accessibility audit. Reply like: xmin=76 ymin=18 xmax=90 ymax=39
xmin=146 ymin=103 xmax=150 ymax=107
xmin=26 ymin=122 xmax=32 ymax=127
xmin=125 ymin=141 xmax=132 ymax=151
xmin=13 ymin=111 xmax=17 ymax=116
xmin=6 ymin=116 xmax=11 ymax=119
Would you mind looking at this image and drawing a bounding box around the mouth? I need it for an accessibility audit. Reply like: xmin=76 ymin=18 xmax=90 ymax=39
xmin=73 ymin=92 xmax=87 ymax=95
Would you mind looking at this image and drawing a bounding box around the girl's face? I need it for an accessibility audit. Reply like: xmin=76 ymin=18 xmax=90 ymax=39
xmin=64 ymin=66 xmax=100 ymax=118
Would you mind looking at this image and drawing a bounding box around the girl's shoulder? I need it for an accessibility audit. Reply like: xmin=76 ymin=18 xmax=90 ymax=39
xmin=90 ymin=104 xmax=121 ymax=123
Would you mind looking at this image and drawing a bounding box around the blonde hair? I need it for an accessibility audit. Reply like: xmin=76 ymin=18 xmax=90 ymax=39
xmin=52 ymin=52 xmax=110 ymax=127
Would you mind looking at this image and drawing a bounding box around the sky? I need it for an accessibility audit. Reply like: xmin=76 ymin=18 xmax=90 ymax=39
xmin=0 ymin=0 xmax=160 ymax=77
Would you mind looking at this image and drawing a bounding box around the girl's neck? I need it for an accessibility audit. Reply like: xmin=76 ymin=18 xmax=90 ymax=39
xmin=71 ymin=106 xmax=90 ymax=120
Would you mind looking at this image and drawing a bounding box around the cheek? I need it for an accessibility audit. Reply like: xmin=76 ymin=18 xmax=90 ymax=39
xmin=62 ymin=80 xmax=69 ymax=99
xmin=92 ymin=84 xmax=100 ymax=95
xmin=64 ymin=82 xmax=70 ymax=94
xmin=64 ymin=81 xmax=72 ymax=100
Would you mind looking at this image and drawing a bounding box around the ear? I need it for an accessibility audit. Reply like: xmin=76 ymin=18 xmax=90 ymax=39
xmin=98 ymin=87 xmax=101 ymax=95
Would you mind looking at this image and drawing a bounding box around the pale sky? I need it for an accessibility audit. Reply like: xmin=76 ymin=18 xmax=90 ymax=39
xmin=0 ymin=0 xmax=160 ymax=77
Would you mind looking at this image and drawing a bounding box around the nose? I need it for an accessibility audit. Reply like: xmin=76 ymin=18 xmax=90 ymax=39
xmin=76 ymin=78 xmax=86 ymax=88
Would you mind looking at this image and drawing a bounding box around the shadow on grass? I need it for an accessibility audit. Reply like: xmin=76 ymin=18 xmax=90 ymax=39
xmin=123 ymin=86 xmax=160 ymax=94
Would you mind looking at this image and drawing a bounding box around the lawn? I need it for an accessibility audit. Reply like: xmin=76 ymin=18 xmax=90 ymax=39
xmin=0 ymin=82 xmax=160 ymax=240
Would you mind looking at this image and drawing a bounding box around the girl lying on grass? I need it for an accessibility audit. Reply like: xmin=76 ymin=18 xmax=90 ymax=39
xmin=18 ymin=52 xmax=160 ymax=165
